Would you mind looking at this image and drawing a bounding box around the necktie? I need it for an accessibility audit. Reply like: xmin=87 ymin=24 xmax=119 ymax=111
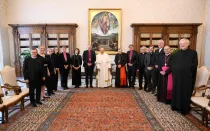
xmin=63 ymin=52 xmax=67 ymax=61
xmin=129 ymin=51 xmax=133 ymax=63
xmin=88 ymin=50 xmax=91 ymax=63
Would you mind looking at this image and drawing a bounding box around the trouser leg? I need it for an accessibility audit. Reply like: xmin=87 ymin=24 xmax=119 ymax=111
xmin=29 ymin=82 xmax=35 ymax=104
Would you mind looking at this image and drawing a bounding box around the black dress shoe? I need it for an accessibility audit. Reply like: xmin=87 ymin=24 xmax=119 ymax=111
xmin=36 ymin=101 xmax=43 ymax=105
xmin=181 ymin=111 xmax=189 ymax=116
xmin=51 ymin=92 xmax=55 ymax=95
xmin=63 ymin=87 xmax=69 ymax=90
xmin=86 ymin=86 xmax=88 ymax=88
xmin=90 ymin=86 xmax=93 ymax=88
xmin=32 ymin=103 xmax=37 ymax=107
xmin=154 ymin=94 xmax=157 ymax=96
xmin=139 ymin=87 xmax=143 ymax=90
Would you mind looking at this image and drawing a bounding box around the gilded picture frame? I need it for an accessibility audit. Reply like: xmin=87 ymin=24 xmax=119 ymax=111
xmin=88 ymin=8 xmax=122 ymax=54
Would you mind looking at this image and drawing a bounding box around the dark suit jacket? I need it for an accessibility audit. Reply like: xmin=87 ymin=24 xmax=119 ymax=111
xmin=154 ymin=48 xmax=165 ymax=67
xmin=23 ymin=57 xmax=44 ymax=82
xmin=127 ymin=50 xmax=138 ymax=67
xmin=137 ymin=53 xmax=147 ymax=71
xmin=59 ymin=52 xmax=71 ymax=71
xmin=82 ymin=50 xmax=96 ymax=67
xmin=52 ymin=53 xmax=60 ymax=68
xmin=144 ymin=52 xmax=156 ymax=71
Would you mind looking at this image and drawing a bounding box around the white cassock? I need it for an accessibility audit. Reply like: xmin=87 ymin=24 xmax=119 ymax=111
xmin=96 ymin=53 xmax=112 ymax=88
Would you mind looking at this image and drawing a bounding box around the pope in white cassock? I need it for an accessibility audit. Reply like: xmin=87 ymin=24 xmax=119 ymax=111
xmin=96 ymin=48 xmax=112 ymax=88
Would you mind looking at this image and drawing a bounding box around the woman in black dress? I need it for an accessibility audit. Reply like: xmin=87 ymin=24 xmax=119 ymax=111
xmin=52 ymin=46 xmax=60 ymax=91
xmin=71 ymin=48 xmax=82 ymax=88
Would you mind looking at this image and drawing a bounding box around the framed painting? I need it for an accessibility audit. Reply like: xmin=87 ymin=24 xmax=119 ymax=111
xmin=88 ymin=8 xmax=122 ymax=54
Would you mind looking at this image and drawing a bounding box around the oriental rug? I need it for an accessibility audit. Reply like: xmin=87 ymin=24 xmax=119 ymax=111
xmin=0 ymin=88 xmax=209 ymax=131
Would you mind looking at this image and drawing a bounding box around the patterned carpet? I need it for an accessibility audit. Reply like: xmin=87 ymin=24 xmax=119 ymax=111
xmin=0 ymin=88 xmax=209 ymax=131
xmin=137 ymin=90 xmax=209 ymax=131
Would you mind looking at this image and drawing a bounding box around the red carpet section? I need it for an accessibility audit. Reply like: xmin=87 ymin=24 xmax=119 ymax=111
xmin=45 ymin=89 xmax=162 ymax=130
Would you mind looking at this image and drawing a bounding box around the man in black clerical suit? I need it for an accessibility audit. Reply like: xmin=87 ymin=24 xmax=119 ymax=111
xmin=83 ymin=44 xmax=96 ymax=88
xmin=144 ymin=46 xmax=156 ymax=93
xmin=137 ymin=46 xmax=147 ymax=90
xmin=23 ymin=48 xmax=45 ymax=107
xmin=59 ymin=46 xmax=71 ymax=89
xmin=154 ymin=40 xmax=165 ymax=96
xmin=170 ymin=38 xmax=198 ymax=115
xmin=127 ymin=44 xmax=138 ymax=88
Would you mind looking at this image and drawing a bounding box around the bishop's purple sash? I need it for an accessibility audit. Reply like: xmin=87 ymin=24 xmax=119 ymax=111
xmin=162 ymin=66 xmax=173 ymax=99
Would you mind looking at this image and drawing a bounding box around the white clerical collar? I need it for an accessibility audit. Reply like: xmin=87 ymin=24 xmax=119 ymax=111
xmin=40 ymin=54 xmax=45 ymax=57
xmin=32 ymin=57 xmax=37 ymax=59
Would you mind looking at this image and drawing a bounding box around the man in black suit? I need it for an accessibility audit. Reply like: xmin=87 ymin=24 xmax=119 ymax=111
xmin=127 ymin=44 xmax=138 ymax=88
xmin=137 ymin=46 xmax=147 ymax=90
xmin=59 ymin=46 xmax=71 ymax=90
xmin=154 ymin=40 xmax=165 ymax=96
xmin=144 ymin=46 xmax=156 ymax=93
xmin=83 ymin=44 xmax=96 ymax=88
xmin=23 ymin=48 xmax=45 ymax=107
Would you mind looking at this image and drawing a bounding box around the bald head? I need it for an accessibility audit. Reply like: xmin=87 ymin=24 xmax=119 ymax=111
xmin=164 ymin=46 xmax=171 ymax=55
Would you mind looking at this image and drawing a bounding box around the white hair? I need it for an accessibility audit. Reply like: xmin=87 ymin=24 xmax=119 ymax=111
xmin=179 ymin=38 xmax=190 ymax=45
xmin=158 ymin=39 xmax=164 ymax=44
xmin=140 ymin=46 xmax=146 ymax=50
